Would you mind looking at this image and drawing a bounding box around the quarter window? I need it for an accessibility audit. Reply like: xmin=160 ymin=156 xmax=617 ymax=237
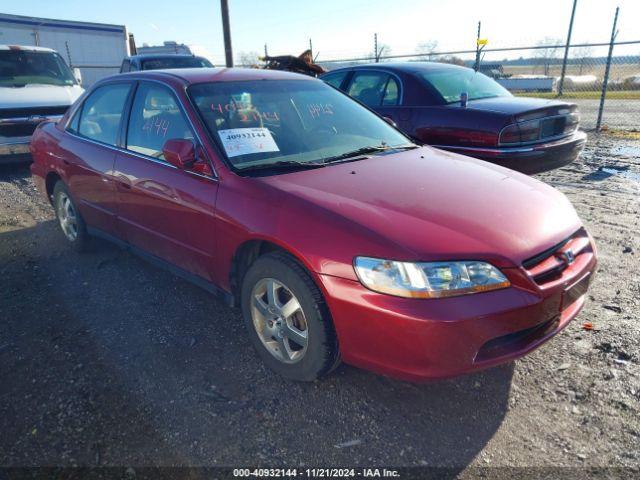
xmin=382 ymin=77 xmax=400 ymax=105
xmin=347 ymin=72 xmax=390 ymax=107
xmin=67 ymin=106 xmax=81 ymax=133
xmin=77 ymin=83 xmax=131 ymax=145
xmin=126 ymin=83 xmax=194 ymax=160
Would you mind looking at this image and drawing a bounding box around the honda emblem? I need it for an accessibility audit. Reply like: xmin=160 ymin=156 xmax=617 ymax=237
xmin=561 ymin=249 xmax=575 ymax=265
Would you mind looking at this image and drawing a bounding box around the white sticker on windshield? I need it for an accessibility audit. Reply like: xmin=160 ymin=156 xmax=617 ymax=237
xmin=218 ymin=128 xmax=279 ymax=157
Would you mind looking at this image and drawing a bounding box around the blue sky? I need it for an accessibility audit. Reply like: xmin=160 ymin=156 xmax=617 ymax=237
xmin=2 ymin=0 xmax=639 ymax=63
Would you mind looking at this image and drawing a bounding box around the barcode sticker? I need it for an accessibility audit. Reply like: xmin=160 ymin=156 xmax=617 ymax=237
xmin=218 ymin=128 xmax=279 ymax=157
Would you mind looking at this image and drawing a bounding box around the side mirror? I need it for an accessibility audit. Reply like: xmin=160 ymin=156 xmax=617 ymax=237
xmin=163 ymin=139 xmax=196 ymax=169
xmin=460 ymin=91 xmax=468 ymax=108
xmin=383 ymin=116 xmax=398 ymax=128
xmin=73 ymin=67 xmax=83 ymax=86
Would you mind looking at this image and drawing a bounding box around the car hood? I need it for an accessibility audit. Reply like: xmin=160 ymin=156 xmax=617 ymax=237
xmin=0 ymin=84 xmax=84 ymax=109
xmin=260 ymin=147 xmax=582 ymax=268
xmin=463 ymin=96 xmax=574 ymax=117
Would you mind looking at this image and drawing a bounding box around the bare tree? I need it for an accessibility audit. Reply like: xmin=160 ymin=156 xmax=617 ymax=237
xmin=237 ymin=51 xmax=260 ymax=67
xmin=572 ymin=45 xmax=594 ymax=75
xmin=415 ymin=40 xmax=439 ymax=61
xmin=534 ymin=37 xmax=563 ymax=76
xmin=437 ymin=55 xmax=465 ymax=66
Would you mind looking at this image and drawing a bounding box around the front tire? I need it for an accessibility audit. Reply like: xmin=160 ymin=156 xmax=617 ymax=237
xmin=240 ymin=252 xmax=340 ymax=381
xmin=53 ymin=181 xmax=91 ymax=252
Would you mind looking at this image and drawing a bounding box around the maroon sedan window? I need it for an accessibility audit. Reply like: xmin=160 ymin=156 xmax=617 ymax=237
xmin=126 ymin=83 xmax=194 ymax=160
xmin=77 ymin=83 xmax=131 ymax=146
xmin=323 ymin=71 xmax=348 ymax=89
xmin=189 ymin=79 xmax=413 ymax=171
xmin=382 ymin=77 xmax=399 ymax=105
xmin=347 ymin=72 xmax=389 ymax=107
xmin=418 ymin=69 xmax=511 ymax=103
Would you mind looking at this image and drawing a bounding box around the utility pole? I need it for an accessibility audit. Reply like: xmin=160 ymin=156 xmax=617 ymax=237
xmin=309 ymin=38 xmax=313 ymax=57
xmin=264 ymin=43 xmax=268 ymax=58
xmin=220 ymin=0 xmax=233 ymax=67
xmin=558 ymin=0 xmax=578 ymax=96
xmin=596 ymin=6 xmax=619 ymax=131
xmin=474 ymin=21 xmax=481 ymax=71
xmin=374 ymin=33 xmax=378 ymax=62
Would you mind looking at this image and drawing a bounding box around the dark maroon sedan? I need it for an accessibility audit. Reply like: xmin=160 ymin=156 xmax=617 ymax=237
xmin=321 ymin=62 xmax=587 ymax=174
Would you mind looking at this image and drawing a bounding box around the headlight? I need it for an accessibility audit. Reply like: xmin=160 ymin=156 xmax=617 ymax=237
xmin=353 ymin=257 xmax=510 ymax=299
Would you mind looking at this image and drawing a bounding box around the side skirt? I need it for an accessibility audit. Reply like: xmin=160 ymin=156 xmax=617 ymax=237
xmin=87 ymin=226 xmax=235 ymax=307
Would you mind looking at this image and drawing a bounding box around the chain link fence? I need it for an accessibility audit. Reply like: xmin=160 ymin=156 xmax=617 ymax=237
xmin=317 ymin=40 xmax=640 ymax=132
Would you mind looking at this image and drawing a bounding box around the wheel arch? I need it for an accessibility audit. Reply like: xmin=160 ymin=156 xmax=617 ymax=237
xmin=229 ymin=237 xmax=325 ymax=305
xmin=45 ymin=171 xmax=63 ymax=203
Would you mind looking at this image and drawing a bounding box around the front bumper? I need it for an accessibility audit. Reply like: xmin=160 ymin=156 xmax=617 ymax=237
xmin=320 ymin=236 xmax=597 ymax=382
xmin=0 ymin=114 xmax=64 ymax=164
xmin=436 ymin=130 xmax=587 ymax=175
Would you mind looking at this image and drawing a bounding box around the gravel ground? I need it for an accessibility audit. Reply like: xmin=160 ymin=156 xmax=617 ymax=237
xmin=0 ymin=134 xmax=638 ymax=477
xmin=570 ymin=98 xmax=640 ymax=131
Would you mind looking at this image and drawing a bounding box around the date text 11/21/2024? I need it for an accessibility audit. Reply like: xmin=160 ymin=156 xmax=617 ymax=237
xmin=232 ymin=468 xmax=401 ymax=477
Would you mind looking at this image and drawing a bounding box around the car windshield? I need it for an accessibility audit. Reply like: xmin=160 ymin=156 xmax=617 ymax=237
xmin=417 ymin=69 xmax=511 ymax=103
xmin=189 ymin=79 xmax=414 ymax=171
xmin=141 ymin=57 xmax=213 ymax=70
xmin=0 ymin=50 xmax=76 ymax=87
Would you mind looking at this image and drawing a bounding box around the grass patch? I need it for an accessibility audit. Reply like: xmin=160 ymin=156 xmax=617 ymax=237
xmin=603 ymin=129 xmax=640 ymax=140
xmin=514 ymin=91 xmax=640 ymax=100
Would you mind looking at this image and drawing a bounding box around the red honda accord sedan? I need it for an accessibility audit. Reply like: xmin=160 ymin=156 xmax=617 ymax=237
xmin=30 ymin=68 xmax=597 ymax=382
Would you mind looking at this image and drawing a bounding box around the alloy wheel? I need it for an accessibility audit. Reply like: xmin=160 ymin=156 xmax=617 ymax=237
xmin=57 ymin=192 xmax=78 ymax=241
xmin=250 ymin=278 xmax=309 ymax=364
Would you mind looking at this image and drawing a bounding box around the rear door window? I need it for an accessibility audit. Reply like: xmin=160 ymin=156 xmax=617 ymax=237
xmin=347 ymin=71 xmax=390 ymax=107
xmin=77 ymin=83 xmax=131 ymax=145
xmin=126 ymin=82 xmax=194 ymax=160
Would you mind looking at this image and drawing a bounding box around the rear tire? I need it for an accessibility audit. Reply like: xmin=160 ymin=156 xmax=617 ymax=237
xmin=240 ymin=252 xmax=340 ymax=381
xmin=53 ymin=181 xmax=91 ymax=252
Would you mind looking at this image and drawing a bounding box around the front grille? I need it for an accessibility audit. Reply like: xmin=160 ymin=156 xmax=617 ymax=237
xmin=523 ymin=228 xmax=592 ymax=285
xmin=0 ymin=123 xmax=38 ymax=138
xmin=0 ymin=105 xmax=69 ymax=120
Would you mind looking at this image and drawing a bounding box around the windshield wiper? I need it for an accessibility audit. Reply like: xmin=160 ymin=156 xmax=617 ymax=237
xmin=322 ymin=144 xmax=418 ymax=164
xmin=237 ymin=160 xmax=325 ymax=174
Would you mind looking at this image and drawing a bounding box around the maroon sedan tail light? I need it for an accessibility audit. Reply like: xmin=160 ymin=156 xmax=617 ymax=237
xmin=563 ymin=112 xmax=580 ymax=135
xmin=499 ymin=119 xmax=542 ymax=146
xmin=499 ymin=112 xmax=580 ymax=147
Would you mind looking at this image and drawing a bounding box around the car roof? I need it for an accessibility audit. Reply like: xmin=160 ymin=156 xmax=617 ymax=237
xmin=115 ymin=67 xmax=317 ymax=85
xmin=127 ymin=53 xmax=206 ymax=60
xmin=325 ymin=61 xmax=469 ymax=75
xmin=0 ymin=44 xmax=56 ymax=53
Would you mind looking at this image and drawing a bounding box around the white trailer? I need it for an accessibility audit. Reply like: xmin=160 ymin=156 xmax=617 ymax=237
xmin=0 ymin=13 xmax=131 ymax=86
xmin=496 ymin=75 xmax=557 ymax=93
